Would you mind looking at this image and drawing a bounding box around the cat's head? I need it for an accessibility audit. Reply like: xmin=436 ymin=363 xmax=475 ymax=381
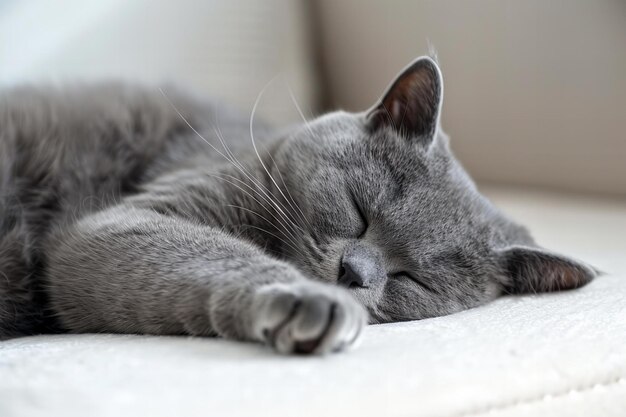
xmin=270 ymin=56 xmax=596 ymax=322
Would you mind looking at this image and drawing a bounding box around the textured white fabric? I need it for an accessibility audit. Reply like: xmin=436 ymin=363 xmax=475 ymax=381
xmin=1 ymin=186 xmax=625 ymax=417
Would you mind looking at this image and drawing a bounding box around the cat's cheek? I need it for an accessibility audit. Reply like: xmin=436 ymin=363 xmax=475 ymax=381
xmin=345 ymin=283 xmax=385 ymax=313
xmin=294 ymin=238 xmax=351 ymax=285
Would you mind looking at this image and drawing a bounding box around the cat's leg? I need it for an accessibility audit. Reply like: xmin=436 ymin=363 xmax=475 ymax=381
xmin=45 ymin=205 xmax=366 ymax=354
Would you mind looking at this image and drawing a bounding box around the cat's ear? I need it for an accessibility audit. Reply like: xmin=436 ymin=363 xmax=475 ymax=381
xmin=367 ymin=56 xmax=443 ymax=143
xmin=497 ymin=246 xmax=597 ymax=294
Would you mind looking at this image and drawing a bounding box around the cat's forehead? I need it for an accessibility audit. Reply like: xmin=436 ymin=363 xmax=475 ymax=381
xmin=291 ymin=111 xmax=486 ymax=214
xmin=290 ymin=112 xmax=463 ymax=207
xmin=302 ymin=111 xmax=436 ymax=171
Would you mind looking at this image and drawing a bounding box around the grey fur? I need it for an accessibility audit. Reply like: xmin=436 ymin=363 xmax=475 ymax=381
xmin=0 ymin=57 xmax=595 ymax=353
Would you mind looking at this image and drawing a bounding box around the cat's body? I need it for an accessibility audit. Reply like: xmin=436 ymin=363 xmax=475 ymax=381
xmin=0 ymin=58 xmax=595 ymax=353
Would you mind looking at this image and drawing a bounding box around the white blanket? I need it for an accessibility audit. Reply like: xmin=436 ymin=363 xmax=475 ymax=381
xmin=2 ymin=186 xmax=625 ymax=417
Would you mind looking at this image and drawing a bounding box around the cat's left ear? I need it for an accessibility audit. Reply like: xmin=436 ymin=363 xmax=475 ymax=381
xmin=367 ymin=56 xmax=443 ymax=144
xmin=497 ymin=246 xmax=598 ymax=294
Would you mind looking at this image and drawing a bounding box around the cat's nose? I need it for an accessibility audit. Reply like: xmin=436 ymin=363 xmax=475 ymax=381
xmin=338 ymin=260 xmax=366 ymax=288
xmin=338 ymin=241 xmax=384 ymax=289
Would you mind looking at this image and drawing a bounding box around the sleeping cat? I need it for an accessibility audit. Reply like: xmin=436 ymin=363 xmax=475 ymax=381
xmin=0 ymin=56 xmax=595 ymax=354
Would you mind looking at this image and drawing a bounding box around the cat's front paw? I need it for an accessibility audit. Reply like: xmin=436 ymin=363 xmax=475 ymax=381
xmin=251 ymin=282 xmax=368 ymax=354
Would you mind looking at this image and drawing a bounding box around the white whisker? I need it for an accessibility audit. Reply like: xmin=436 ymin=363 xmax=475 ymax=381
xmin=225 ymin=205 xmax=306 ymax=258
xmin=210 ymin=99 xmax=305 ymax=235
xmin=159 ymin=87 xmax=304 ymax=237
xmin=158 ymin=88 xmax=233 ymax=164
xmin=286 ymin=82 xmax=314 ymax=136
xmin=207 ymin=173 xmax=302 ymax=247
xmin=248 ymin=76 xmax=309 ymax=232
xmin=263 ymin=147 xmax=312 ymax=228
xmin=210 ymin=167 xmax=304 ymax=238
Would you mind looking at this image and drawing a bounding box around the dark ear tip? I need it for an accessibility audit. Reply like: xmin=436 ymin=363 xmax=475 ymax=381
xmin=405 ymin=55 xmax=439 ymax=68
xmin=417 ymin=55 xmax=439 ymax=69
xmin=577 ymin=260 xmax=603 ymax=281
xmin=591 ymin=265 xmax=607 ymax=277
xmin=419 ymin=55 xmax=442 ymax=74
xmin=403 ymin=56 xmax=442 ymax=84
xmin=498 ymin=246 xmax=599 ymax=293
xmin=574 ymin=263 xmax=599 ymax=288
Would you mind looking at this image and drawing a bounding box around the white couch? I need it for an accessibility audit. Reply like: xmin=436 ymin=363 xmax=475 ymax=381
xmin=1 ymin=1 xmax=625 ymax=416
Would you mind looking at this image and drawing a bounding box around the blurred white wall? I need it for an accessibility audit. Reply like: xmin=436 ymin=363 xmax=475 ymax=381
xmin=316 ymin=0 xmax=626 ymax=195
xmin=0 ymin=0 xmax=320 ymax=124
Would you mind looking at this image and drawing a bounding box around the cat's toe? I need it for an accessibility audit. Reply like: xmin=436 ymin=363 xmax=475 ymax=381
xmin=311 ymin=295 xmax=366 ymax=354
xmin=252 ymin=282 xmax=367 ymax=355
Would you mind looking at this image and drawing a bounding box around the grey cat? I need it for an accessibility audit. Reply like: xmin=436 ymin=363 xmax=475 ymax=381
xmin=0 ymin=56 xmax=595 ymax=354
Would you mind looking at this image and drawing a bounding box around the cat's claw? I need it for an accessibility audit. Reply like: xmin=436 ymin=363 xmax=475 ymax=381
xmin=251 ymin=282 xmax=368 ymax=354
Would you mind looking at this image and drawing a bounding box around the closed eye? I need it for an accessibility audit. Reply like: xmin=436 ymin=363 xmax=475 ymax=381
xmin=350 ymin=194 xmax=368 ymax=238
xmin=392 ymin=271 xmax=438 ymax=294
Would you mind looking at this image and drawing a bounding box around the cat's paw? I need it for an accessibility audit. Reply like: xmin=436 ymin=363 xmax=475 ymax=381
xmin=251 ymin=282 xmax=368 ymax=354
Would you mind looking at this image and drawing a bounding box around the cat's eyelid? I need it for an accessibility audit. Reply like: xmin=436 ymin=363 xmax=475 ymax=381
xmin=349 ymin=190 xmax=366 ymax=220
xmin=392 ymin=271 xmax=438 ymax=294
xmin=352 ymin=197 xmax=368 ymax=237
xmin=348 ymin=189 xmax=368 ymax=238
